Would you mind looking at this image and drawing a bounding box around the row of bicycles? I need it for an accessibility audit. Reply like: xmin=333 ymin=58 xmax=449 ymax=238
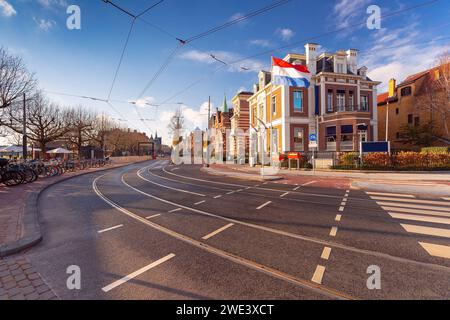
xmin=0 ymin=158 xmax=111 ymax=186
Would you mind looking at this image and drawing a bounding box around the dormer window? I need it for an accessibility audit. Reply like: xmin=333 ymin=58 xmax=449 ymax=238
xmin=401 ymin=86 xmax=412 ymax=97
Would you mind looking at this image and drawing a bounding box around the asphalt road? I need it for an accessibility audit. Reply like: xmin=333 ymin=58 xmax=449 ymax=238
xmin=17 ymin=159 xmax=450 ymax=299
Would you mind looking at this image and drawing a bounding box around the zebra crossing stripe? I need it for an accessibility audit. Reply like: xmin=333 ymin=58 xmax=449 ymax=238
xmin=400 ymin=224 xmax=450 ymax=238
xmin=389 ymin=212 xmax=450 ymax=225
xmin=381 ymin=206 xmax=450 ymax=217
xmin=376 ymin=201 xmax=450 ymax=212
xmin=370 ymin=196 xmax=450 ymax=207
xmin=419 ymin=242 xmax=450 ymax=259
xmin=366 ymin=192 xmax=415 ymax=198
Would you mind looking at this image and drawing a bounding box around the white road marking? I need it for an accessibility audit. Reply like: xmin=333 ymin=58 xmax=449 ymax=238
xmin=95 ymin=177 xmax=352 ymax=300
xmin=311 ymin=265 xmax=325 ymax=284
xmin=340 ymin=202 xmax=346 ymax=206
xmin=280 ymin=192 xmax=289 ymax=198
xmin=245 ymin=187 xmax=251 ymax=190
xmin=169 ymin=208 xmax=182 ymax=213
xmin=375 ymin=201 xmax=450 ymax=212
xmin=346 ymin=190 xmax=350 ymax=193
xmin=102 ymin=253 xmax=176 ymax=292
xmin=329 ymin=227 xmax=338 ymax=237
xmin=335 ymin=214 xmax=342 ymax=222
xmin=302 ymin=181 xmax=317 ymax=186
xmin=194 ymin=200 xmax=206 ymax=205
xmin=263 ymin=182 xmax=268 ymax=185
xmin=342 ymin=198 xmax=348 ymax=202
xmin=389 ymin=212 xmax=450 ymax=225
xmin=213 ymin=195 xmax=222 ymax=199
xmin=226 ymin=191 xmax=235 ymax=195
xmin=236 ymin=189 xmax=244 ymax=192
xmin=137 ymin=170 xmax=206 ymax=197
xmin=401 ymin=224 xmax=450 ymax=238
xmin=321 ymin=247 xmax=332 ymax=260
xmin=419 ymin=242 xmax=450 ymax=259
xmin=98 ymin=224 xmax=123 ymax=234
xmin=202 ymin=223 xmax=234 ymax=240
xmin=145 ymin=214 xmax=161 ymax=219
xmin=366 ymin=192 xmax=415 ymax=198
xmin=371 ymin=196 xmax=450 ymax=206
xmin=381 ymin=206 xmax=450 ymax=217
xmin=293 ymin=186 xmax=300 ymax=191
xmin=443 ymin=198 xmax=450 ymax=201
xmin=256 ymin=201 xmax=272 ymax=210
xmin=344 ymin=193 xmax=349 ymax=198
xmin=339 ymin=206 xmax=345 ymax=212
xmin=171 ymin=168 xmax=179 ymax=171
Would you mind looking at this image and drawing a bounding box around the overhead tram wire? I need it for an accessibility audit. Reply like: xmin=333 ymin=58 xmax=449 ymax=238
xmin=157 ymin=0 xmax=442 ymax=105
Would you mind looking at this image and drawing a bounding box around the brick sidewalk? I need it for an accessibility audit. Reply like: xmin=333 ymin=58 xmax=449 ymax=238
xmin=0 ymin=257 xmax=57 ymax=300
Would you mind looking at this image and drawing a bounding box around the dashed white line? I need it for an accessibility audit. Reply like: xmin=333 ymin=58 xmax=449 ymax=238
xmin=236 ymin=189 xmax=244 ymax=192
xmin=302 ymin=181 xmax=317 ymax=186
xmin=202 ymin=223 xmax=234 ymax=240
xmin=340 ymin=202 xmax=346 ymax=206
xmin=226 ymin=191 xmax=235 ymax=195
xmin=293 ymin=186 xmax=300 ymax=191
xmin=145 ymin=214 xmax=161 ymax=219
xmin=338 ymin=206 xmax=345 ymax=212
xmin=169 ymin=208 xmax=182 ymax=213
xmin=376 ymin=201 xmax=450 ymax=212
xmin=371 ymin=197 xmax=450 ymax=207
xmin=194 ymin=200 xmax=206 ymax=205
xmin=321 ymin=247 xmax=332 ymax=260
xmin=443 ymin=197 xmax=450 ymax=201
xmin=214 ymin=195 xmax=222 ymax=199
xmin=329 ymin=227 xmax=338 ymax=237
xmin=280 ymin=192 xmax=289 ymax=198
xmin=335 ymin=214 xmax=342 ymax=222
xmin=102 ymin=253 xmax=176 ymax=292
xmin=311 ymin=265 xmax=326 ymax=284
xmin=256 ymin=201 xmax=272 ymax=210
xmin=98 ymin=224 xmax=123 ymax=234
xmin=381 ymin=207 xmax=450 ymax=217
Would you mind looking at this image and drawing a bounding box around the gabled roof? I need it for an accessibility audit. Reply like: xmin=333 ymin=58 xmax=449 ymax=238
xmin=400 ymin=69 xmax=430 ymax=86
xmin=377 ymin=92 xmax=389 ymax=104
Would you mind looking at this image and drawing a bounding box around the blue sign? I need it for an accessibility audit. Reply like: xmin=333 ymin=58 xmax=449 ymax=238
xmin=361 ymin=141 xmax=390 ymax=153
xmin=309 ymin=134 xmax=317 ymax=142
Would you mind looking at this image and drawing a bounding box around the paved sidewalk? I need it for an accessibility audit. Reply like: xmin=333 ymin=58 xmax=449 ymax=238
xmin=0 ymin=256 xmax=57 ymax=300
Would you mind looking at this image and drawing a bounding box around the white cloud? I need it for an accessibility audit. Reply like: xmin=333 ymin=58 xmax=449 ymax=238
xmin=38 ymin=0 xmax=68 ymax=8
xmin=0 ymin=0 xmax=16 ymax=17
xmin=249 ymin=39 xmax=271 ymax=47
xmin=276 ymin=28 xmax=295 ymax=42
xmin=363 ymin=23 xmax=450 ymax=91
xmin=179 ymin=49 xmax=265 ymax=73
xmin=333 ymin=0 xmax=371 ymax=29
xmin=131 ymin=96 xmax=156 ymax=108
xmin=34 ymin=18 xmax=56 ymax=31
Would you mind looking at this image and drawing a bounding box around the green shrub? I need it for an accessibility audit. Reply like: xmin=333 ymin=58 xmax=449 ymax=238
xmin=339 ymin=152 xmax=360 ymax=166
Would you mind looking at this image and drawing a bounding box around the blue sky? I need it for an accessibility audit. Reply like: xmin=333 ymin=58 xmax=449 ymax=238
xmin=1 ymin=0 xmax=449 ymax=144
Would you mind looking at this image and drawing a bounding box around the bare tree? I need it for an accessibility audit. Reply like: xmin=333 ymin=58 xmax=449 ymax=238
xmin=5 ymin=92 xmax=69 ymax=154
xmin=88 ymin=113 xmax=114 ymax=155
xmin=417 ymin=51 xmax=450 ymax=140
xmin=0 ymin=47 xmax=36 ymax=110
xmin=168 ymin=108 xmax=184 ymax=146
xmin=65 ymin=106 xmax=96 ymax=159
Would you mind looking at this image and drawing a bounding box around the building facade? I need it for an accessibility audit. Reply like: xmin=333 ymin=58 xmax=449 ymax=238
xmin=248 ymin=43 xmax=380 ymax=158
xmin=230 ymin=91 xmax=253 ymax=162
xmin=377 ymin=66 xmax=450 ymax=150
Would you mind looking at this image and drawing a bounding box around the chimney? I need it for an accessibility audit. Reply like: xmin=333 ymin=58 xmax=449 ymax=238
xmin=346 ymin=49 xmax=358 ymax=74
xmin=305 ymin=43 xmax=318 ymax=74
xmin=388 ymin=78 xmax=396 ymax=97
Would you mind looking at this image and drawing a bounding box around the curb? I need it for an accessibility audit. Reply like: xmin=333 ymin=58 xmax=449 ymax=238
xmin=0 ymin=159 xmax=152 ymax=258
xmin=201 ymin=166 xmax=282 ymax=181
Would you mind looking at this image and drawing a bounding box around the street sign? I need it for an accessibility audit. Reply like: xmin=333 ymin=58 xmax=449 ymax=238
xmin=308 ymin=142 xmax=318 ymax=149
xmin=309 ymin=133 xmax=317 ymax=142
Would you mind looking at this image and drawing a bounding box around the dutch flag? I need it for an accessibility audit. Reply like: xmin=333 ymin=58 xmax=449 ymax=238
xmin=271 ymin=57 xmax=311 ymax=88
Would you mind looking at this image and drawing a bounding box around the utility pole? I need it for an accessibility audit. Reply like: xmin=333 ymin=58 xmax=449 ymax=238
xmin=385 ymin=100 xmax=389 ymax=142
xmin=22 ymin=93 xmax=28 ymax=160
xmin=207 ymin=96 xmax=211 ymax=130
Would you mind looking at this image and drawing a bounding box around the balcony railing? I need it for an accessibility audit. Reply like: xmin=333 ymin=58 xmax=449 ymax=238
xmin=326 ymin=104 xmax=370 ymax=113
